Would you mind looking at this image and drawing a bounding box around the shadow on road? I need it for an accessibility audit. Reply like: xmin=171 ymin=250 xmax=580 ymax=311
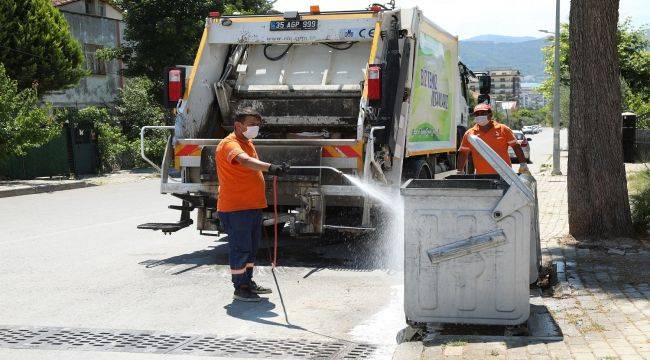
xmin=223 ymin=299 xmax=305 ymax=330
xmin=138 ymin=230 xmax=402 ymax=273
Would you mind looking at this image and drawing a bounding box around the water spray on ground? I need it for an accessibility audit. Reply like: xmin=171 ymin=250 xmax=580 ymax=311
xmin=341 ymin=174 xmax=405 ymax=270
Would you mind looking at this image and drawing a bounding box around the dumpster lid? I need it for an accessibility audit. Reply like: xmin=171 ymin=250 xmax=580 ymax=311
xmin=468 ymin=134 xmax=535 ymax=202
xmin=402 ymin=178 xmax=508 ymax=191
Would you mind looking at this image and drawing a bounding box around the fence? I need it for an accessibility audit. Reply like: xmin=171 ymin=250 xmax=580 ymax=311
xmin=636 ymin=129 xmax=650 ymax=161
xmin=0 ymin=124 xmax=98 ymax=180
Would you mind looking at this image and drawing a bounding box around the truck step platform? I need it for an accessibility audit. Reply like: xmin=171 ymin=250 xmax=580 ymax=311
xmin=137 ymin=219 xmax=193 ymax=234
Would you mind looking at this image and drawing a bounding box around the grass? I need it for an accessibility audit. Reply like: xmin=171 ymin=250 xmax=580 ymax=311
xmin=444 ymin=339 xmax=468 ymax=347
xmin=627 ymin=169 xmax=650 ymax=234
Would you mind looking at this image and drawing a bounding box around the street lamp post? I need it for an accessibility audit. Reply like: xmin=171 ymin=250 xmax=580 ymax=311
xmin=539 ymin=0 xmax=562 ymax=175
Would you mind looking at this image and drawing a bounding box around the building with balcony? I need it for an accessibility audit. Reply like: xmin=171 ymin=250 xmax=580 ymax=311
xmin=468 ymin=69 xmax=521 ymax=102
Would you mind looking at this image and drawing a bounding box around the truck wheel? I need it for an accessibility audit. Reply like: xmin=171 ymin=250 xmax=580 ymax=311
xmin=403 ymin=159 xmax=433 ymax=180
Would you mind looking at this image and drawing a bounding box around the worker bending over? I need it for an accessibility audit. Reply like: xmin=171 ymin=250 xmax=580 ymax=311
xmin=216 ymin=107 xmax=290 ymax=302
xmin=457 ymin=103 xmax=528 ymax=175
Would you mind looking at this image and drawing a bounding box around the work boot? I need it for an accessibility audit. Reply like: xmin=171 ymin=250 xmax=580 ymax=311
xmin=233 ymin=287 xmax=261 ymax=302
xmin=249 ymin=281 xmax=272 ymax=294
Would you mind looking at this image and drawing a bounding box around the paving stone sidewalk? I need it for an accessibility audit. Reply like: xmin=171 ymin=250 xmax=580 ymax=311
xmin=394 ymin=152 xmax=650 ymax=359
xmin=0 ymin=169 xmax=158 ymax=198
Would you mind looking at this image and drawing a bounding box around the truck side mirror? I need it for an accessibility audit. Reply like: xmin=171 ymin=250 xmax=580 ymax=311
xmin=478 ymin=75 xmax=491 ymax=95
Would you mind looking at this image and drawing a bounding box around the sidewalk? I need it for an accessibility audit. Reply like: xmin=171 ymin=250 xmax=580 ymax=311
xmin=394 ymin=151 xmax=650 ymax=359
xmin=0 ymin=169 xmax=158 ymax=198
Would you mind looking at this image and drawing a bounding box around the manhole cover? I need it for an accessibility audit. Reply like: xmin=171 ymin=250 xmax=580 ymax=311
xmin=0 ymin=326 xmax=377 ymax=359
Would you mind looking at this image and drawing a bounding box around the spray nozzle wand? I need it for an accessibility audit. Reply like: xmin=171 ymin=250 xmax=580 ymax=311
xmin=290 ymin=166 xmax=343 ymax=175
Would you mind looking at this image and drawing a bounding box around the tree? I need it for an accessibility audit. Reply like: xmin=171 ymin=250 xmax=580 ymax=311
xmin=568 ymin=0 xmax=632 ymax=239
xmin=0 ymin=64 xmax=59 ymax=161
xmin=113 ymin=77 xmax=167 ymax=139
xmin=112 ymin=0 xmax=274 ymax=80
xmin=0 ymin=0 xmax=86 ymax=93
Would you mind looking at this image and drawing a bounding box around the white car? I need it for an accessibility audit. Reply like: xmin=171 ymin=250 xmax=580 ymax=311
xmin=522 ymin=126 xmax=534 ymax=134
xmin=509 ymin=130 xmax=531 ymax=163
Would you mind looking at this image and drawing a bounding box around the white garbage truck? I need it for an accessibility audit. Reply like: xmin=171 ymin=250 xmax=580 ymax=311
xmin=138 ymin=4 xmax=473 ymax=236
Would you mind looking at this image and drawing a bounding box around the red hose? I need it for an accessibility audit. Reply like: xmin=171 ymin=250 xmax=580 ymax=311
xmin=273 ymin=175 xmax=279 ymax=267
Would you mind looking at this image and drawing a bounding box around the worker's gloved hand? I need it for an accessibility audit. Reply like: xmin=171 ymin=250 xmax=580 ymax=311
xmin=268 ymin=162 xmax=291 ymax=176
xmin=518 ymin=163 xmax=530 ymax=174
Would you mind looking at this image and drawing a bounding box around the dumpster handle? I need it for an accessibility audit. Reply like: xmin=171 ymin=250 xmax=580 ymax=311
xmin=426 ymin=229 xmax=506 ymax=264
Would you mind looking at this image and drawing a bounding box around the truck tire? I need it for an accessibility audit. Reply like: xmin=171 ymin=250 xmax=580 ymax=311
xmin=403 ymin=158 xmax=433 ymax=180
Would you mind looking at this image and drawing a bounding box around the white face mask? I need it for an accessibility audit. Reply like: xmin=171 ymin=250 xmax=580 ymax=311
xmin=475 ymin=115 xmax=489 ymax=126
xmin=242 ymin=125 xmax=259 ymax=139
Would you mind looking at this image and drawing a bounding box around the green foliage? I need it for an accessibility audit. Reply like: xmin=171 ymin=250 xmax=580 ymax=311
xmin=511 ymin=108 xmax=547 ymax=128
xmin=54 ymin=79 xmax=171 ymax=172
xmin=114 ymin=77 xmax=168 ymax=138
xmin=0 ymin=64 xmax=59 ymax=160
xmin=112 ymin=77 xmax=170 ymax=169
xmin=111 ymin=0 xmax=274 ymax=80
xmin=96 ymin=121 xmax=131 ymax=172
xmin=628 ymin=169 xmax=650 ymax=234
xmin=539 ymin=20 xmax=650 ymax=127
xmin=0 ymin=0 xmax=86 ymax=93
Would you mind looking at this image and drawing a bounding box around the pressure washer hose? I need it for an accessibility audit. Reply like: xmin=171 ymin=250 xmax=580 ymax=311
xmin=271 ymin=175 xmax=290 ymax=324
xmin=273 ymin=176 xmax=279 ymax=266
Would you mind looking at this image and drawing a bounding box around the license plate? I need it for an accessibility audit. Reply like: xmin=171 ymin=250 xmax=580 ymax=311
xmin=269 ymin=20 xmax=318 ymax=31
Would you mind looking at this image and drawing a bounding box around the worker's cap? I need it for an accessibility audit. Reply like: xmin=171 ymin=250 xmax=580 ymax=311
xmin=473 ymin=103 xmax=492 ymax=113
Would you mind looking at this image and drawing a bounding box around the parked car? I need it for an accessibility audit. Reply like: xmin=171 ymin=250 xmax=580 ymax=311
xmin=532 ymin=125 xmax=542 ymax=134
xmin=509 ymin=130 xmax=531 ymax=163
xmin=522 ymin=125 xmax=534 ymax=134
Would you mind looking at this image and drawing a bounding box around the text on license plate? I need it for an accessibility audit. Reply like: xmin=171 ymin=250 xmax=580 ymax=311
xmin=269 ymin=20 xmax=318 ymax=31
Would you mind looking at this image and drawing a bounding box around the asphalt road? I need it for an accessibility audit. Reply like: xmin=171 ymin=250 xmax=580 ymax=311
xmin=527 ymin=127 xmax=568 ymax=170
xmin=0 ymin=180 xmax=403 ymax=359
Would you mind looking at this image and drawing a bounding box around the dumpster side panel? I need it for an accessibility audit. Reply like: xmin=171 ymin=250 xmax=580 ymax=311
xmin=403 ymin=188 xmax=530 ymax=325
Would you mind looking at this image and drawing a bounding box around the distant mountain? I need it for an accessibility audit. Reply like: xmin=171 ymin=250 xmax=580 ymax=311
xmin=463 ymin=34 xmax=540 ymax=43
xmin=459 ymin=37 xmax=548 ymax=82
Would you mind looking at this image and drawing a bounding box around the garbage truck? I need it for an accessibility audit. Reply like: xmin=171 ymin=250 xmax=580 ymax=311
xmin=138 ymin=4 xmax=473 ymax=236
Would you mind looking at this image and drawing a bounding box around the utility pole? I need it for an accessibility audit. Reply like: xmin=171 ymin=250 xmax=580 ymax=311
xmin=539 ymin=0 xmax=563 ymax=175
xmin=552 ymin=0 xmax=562 ymax=175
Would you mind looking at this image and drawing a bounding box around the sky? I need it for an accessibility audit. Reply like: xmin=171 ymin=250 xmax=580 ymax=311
xmin=272 ymin=0 xmax=650 ymax=39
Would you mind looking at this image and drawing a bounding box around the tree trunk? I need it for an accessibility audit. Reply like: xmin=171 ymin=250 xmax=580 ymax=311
xmin=568 ymin=0 xmax=632 ymax=239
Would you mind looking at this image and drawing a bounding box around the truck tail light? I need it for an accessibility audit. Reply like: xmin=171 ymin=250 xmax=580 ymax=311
xmin=164 ymin=67 xmax=186 ymax=109
xmin=367 ymin=65 xmax=382 ymax=102
xmin=168 ymin=70 xmax=182 ymax=102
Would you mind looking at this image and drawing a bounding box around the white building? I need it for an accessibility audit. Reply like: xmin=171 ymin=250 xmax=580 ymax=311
xmin=45 ymin=0 xmax=125 ymax=108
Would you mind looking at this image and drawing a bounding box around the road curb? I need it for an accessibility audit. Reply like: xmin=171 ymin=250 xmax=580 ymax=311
xmin=392 ymin=342 xmax=423 ymax=360
xmin=0 ymin=181 xmax=95 ymax=198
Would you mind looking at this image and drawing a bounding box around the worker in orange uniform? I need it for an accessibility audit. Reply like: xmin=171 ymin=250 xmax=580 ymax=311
xmin=216 ymin=107 xmax=290 ymax=302
xmin=456 ymin=103 xmax=528 ymax=174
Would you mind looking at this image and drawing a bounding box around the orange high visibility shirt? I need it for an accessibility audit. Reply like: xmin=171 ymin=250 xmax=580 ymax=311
xmin=216 ymin=133 xmax=267 ymax=212
xmin=459 ymin=121 xmax=517 ymax=175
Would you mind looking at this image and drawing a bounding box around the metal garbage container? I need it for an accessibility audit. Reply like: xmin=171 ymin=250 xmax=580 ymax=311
xmin=622 ymin=112 xmax=637 ymax=163
xmin=401 ymin=135 xmax=536 ymax=325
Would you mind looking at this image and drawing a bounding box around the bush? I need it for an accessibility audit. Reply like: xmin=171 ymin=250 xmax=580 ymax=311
xmin=629 ymin=169 xmax=650 ymax=234
xmin=51 ymin=77 xmax=171 ymax=173
xmin=0 ymin=63 xmax=59 ymax=161
xmin=55 ymin=106 xmax=131 ymax=172
xmin=96 ymin=122 xmax=131 ymax=172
